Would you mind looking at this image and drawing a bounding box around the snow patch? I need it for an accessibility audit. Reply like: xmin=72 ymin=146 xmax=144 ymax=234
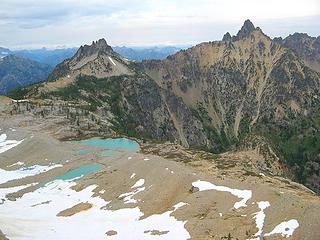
xmin=192 ymin=180 xmax=252 ymax=209
xmin=251 ymin=201 xmax=270 ymax=238
xmin=7 ymin=162 xmax=24 ymax=168
xmin=131 ymin=179 xmax=145 ymax=189
xmin=265 ymin=219 xmax=299 ymax=238
xmin=108 ymin=57 xmax=116 ymax=66
xmin=0 ymin=134 xmax=24 ymax=154
xmin=119 ymin=187 xmax=145 ymax=204
xmin=130 ymin=173 xmax=136 ymax=179
xmin=0 ymin=164 xmax=63 ymax=184
xmin=0 ymin=179 xmax=190 ymax=239
xmin=0 ymin=183 xmax=37 ymax=201
xmin=173 ymin=202 xmax=188 ymax=211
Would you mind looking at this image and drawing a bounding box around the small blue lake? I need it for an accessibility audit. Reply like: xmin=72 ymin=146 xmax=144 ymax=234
xmin=53 ymin=163 xmax=103 ymax=181
xmin=76 ymin=138 xmax=140 ymax=156
xmin=48 ymin=138 xmax=139 ymax=183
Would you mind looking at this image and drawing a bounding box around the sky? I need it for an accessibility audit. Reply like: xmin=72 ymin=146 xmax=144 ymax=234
xmin=1 ymin=0 xmax=320 ymax=49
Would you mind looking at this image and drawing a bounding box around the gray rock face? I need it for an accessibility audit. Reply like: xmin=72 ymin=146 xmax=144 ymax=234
xmin=189 ymin=186 xmax=199 ymax=193
xmin=73 ymin=38 xmax=113 ymax=62
xmin=232 ymin=19 xmax=256 ymax=41
xmin=222 ymin=32 xmax=232 ymax=41
xmin=283 ymin=32 xmax=320 ymax=72
xmin=140 ymin=22 xmax=320 ymax=193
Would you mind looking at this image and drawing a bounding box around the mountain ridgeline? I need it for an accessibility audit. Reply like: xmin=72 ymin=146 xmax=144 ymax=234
xmin=10 ymin=20 xmax=320 ymax=193
xmin=0 ymin=55 xmax=52 ymax=95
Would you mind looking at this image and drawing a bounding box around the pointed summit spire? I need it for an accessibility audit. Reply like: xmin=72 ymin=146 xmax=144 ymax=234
xmin=233 ymin=19 xmax=256 ymax=41
xmin=92 ymin=38 xmax=113 ymax=52
xmin=73 ymin=38 xmax=113 ymax=61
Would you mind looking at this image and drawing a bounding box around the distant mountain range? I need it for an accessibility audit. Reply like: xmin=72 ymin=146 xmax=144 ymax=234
xmin=0 ymin=47 xmax=11 ymax=58
xmin=1 ymin=46 xmax=184 ymax=67
xmin=0 ymin=55 xmax=52 ymax=95
xmin=0 ymin=45 xmax=185 ymax=95
xmin=113 ymin=46 xmax=184 ymax=61
xmin=13 ymin=48 xmax=78 ymax=67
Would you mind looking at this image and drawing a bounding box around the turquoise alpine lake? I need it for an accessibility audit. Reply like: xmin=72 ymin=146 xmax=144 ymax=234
xmin=76 ymin=138 xmax=140 ymax=156
xmin=53 ymin=163 xmax=103 ymax=181
xmin=49 ymin=138 xmax=139 ymax=183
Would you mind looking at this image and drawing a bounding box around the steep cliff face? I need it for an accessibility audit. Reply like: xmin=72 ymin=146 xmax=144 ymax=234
xmin=140 ymin=20 xmax=320 ymax=192
xmin=141 ymin=21 xmax=319 ymax=140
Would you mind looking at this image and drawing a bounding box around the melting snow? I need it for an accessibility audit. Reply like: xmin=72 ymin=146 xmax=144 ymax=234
xmin=0 ymin=183 xmax=37 ymax=200
xmin=0 ymin=134 xmax=24 ymax=154
xmin=0 ymin=164 xmax=63 ymax=184
xmin=130 ymin=173 xmax=136 ymax=179
xmin=7 ymin=162 xmax=24 ymax=168
xmin=252 ymin=201 xmax=270 ymax=237
xmin=265 ymin=219 xmax=299 ymax=238
xmin=173 ymin=202 xmax=188 ymax=210
xmin=192 ymin=180 xmax=252 ymax=209
xmin=119 ymin=187 xmax=145 ymax=204
xmin=99 ymin=190 xmax=105 ymax=194
xmin=0 ymin=179 xmax=190 ymax=239
xmin=131 ymin=179 xmax=145 ymax=189
xmin=108 ymin=57 xmax=116 ymax=66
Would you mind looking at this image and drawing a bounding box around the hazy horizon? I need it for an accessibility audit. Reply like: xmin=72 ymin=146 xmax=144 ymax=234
xmin=1 ymin=0 xmax=320 ymax=50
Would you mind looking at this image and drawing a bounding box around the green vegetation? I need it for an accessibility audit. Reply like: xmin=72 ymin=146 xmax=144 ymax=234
xmin=8 ymin=87 xmax=31 ymax=99
xmin=190 ymin=104 xmax=233 ymax=153
xmin=255 ymin=108 xmax=320 ymax=183
xmin=49 ymin=75 xmax=123 ymax=111
xmin=49 ymin=75 xmax=152 ymax=139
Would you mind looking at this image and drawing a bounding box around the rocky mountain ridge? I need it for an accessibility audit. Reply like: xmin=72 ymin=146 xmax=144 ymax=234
xmin=8 ymin=20 xmax=320 ymax=194
xmin=283 ymin=32 xmax=320 ymax=72
xmin=140 ymin=20 xmax=320 ymax=192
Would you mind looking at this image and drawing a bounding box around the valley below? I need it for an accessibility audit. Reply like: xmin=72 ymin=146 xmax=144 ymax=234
xmin=0 ymin=98 xmax=320 ymax=240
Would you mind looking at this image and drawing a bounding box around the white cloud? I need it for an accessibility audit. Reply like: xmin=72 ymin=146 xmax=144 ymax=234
xmin=0 ymin=0 xmax=319 ymax=48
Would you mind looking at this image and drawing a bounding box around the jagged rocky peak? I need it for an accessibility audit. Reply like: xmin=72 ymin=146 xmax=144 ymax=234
xmin=287 ymin=32 xmax=311 ymax=40
xmin=92 ymin=38 xmax=112 ymax=51
xmin=222 ymin=32 xmax=232 ymax=41
xmin=74 ymin=38 xmax=113 ymax=60
xmin=232 ymin=19 xmax=257 ymax=41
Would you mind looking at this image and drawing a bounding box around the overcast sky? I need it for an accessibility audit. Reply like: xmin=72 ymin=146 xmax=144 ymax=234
xmin=1 ymin=0 xmax=320 ymax=49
